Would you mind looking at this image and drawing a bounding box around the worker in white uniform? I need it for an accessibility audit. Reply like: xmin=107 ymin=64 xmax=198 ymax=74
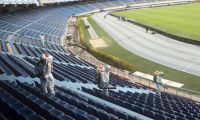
xmin=154 ymin=71 xmax=163 ymax=95
xmin=40 ymin=52 xmax=55 ymax=96
xmin=100 ymin=65 xmax=111 ymax=96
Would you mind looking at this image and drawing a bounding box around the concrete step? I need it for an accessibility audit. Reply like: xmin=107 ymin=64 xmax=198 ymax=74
xmin=7 ymin=42 xmax=14 ymax=55
xmin=11 ymin=43 xmax=19 ymax=54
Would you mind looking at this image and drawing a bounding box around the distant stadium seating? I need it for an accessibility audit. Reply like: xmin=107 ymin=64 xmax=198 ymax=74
xmin=0 ymin=0 xmax=39 ymax=5
xmin=1 ymin=0 xmax=200 ymax=120
xmin=0 ymin=0 xmax=149 ymax=7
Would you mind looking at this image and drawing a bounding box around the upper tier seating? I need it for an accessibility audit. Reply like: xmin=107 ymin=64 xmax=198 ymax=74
xmin=1 ymin=0 xmax=148 ymax=6
xmin=0 ymin=9 xmax=71 ymax=44
xmin=0 ymin=0 xmax=39 ymax=5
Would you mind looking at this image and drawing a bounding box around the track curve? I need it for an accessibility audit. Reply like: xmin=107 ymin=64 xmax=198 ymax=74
xmin=92 ymin=12 xmax=200 ymax=76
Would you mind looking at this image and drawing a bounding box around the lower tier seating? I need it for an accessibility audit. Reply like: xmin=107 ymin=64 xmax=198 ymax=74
xmin=82 ymin=87 xmax=200 ymax=120
xmin=0 ymin=80 xmax=140 ymax=120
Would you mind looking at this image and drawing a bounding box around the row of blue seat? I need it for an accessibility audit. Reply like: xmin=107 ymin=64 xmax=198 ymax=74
xmin=82 ymin=87 xmax=200 ymax=120
xmin=0 ymin=80 xmax=77 ymax=120
xmin=10 ymin=43 xmax=91 ymax=67
xmin=0 ymin=40 xmax=87 ymax=66
xmin=0 ymin=54 xmax=30 ymax=77
xmin=0 ymin=88 xmax=45 ymax=120
xmin=0 ymin=9 xmax=69 ymax=44
xmin=1 ymin=40 xmax=8 ymax=52
xmin=0 ymin=52 xmax=155 ymax=92
xmin=0 ymin=79 xmax=140 ymax=120
xmin=13 ymin=43 xmax=64 ymax=55
xmin=0 ymin=54 xmax=85 ymax=82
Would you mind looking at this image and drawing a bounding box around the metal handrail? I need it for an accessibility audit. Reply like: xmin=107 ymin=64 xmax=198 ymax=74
xmin=79 ymin=51 xmax=200 ymax=102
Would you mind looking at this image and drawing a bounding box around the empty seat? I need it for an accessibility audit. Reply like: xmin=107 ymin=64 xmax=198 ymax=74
xmin=98 ymin=109 xmax=110 ymax=120
xmin=25 ymin=114 xmax=45 ymax=120
xmin=60 ymin=115 xmax=75 ymax=120
xmin=50 ymin=109 xmax=64 ymax=120
xmin=133 ymin=106 xmax=143 ymax=114
xmin=155 ymin=113 xmax=165 ymax=120
xmin=63 ymin=104 xmax=77 ymax=117
xmin=116 ymin=111 xmax=128 ymax=120
xmin=84 ymin=114 xmax=99 ymax=120
xmin=108 ymin=113 xmax=119 ymax=120
xmin=87 ymin=105 xmax=98 ymax=117
xmin=143 ymin=109 xmax=154 ymax=118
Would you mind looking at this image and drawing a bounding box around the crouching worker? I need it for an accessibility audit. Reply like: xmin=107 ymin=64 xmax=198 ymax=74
xmin=95 ymin=65 xmax=116 ymax=96
xmin=35 ymin=52 xmax=55 ymax=96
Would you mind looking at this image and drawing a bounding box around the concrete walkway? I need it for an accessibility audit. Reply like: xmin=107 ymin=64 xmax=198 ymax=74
xmin=133 ymin=71 xmax=184 ymax=88
xmin=82 ymin=18 xmax=99 ymax=39
xmin=92 ymin=12 xmax=200 ymax=77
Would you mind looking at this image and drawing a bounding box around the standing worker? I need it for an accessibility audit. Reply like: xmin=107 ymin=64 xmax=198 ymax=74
xmin=35 ymin=51 xmax=55 ymax=96
xmin=100 ymin=65 xmax=111 ymax=96
xmin=40 ymin=35 xmax=45 ymax=47
xmin=153 ymin=71 xmax=163 ymax=95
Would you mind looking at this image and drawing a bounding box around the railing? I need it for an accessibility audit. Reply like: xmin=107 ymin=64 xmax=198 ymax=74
xmin=130 ymin=74 xmax=200 ymax=101
xmin=79 ymin=51 xmax=200 ymax=102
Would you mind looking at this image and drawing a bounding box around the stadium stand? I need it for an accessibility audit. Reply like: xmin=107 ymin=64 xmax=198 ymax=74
xmin=82 ymin=87 xmax=200 ymax=120
xmin=0 ymin=0 xmax=200 ymax=120
xmin=0 ymin=0 xmax=39 ymax=6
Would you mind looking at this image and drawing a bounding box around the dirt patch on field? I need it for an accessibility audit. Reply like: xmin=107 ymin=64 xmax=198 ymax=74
xmin=90 ymin=38 xmax=108 ymax=48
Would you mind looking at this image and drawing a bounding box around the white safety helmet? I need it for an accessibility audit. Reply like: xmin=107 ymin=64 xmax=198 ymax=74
xmin=47 ymin=55 xmax=53 ymax=63
xmin=160 ymin=71 xmax=164 ymax=76
xmin=105 ymin=65 xmax=111 ymax=72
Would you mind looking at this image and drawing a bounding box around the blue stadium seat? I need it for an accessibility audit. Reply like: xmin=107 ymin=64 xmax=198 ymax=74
xmin=60 ymin=115 xmax=75 ymax=120
xmin=84 ymin=114 xmax=99 ymax=120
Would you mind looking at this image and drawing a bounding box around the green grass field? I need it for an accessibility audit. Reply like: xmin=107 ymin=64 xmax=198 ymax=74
xmin=80 ymin=17 xmax=200 ymax=92
xmin=113 ymin=3 xmax=200 ymax=40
